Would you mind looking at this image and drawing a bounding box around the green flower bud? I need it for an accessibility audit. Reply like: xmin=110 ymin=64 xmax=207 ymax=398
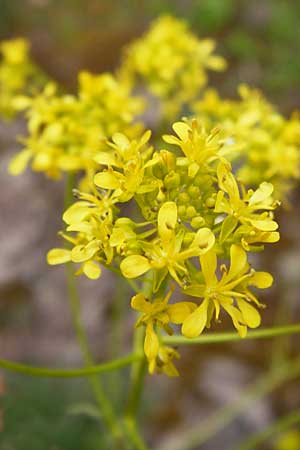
xmin=169 ymin=188 xmax=179 ymax=201
xmin=188 ymin=185 xmax=201 ymax=199
xmin=205 ymin=196 xmax=216 ymax=208
xmin=186 ymin=206 xmax=197 ymax=218
xmin=178 ymin=192 xmax=190 ymax=205
xmin=191 ymin=216 xmax=205 ymax=228
xmin=178 ymin=205 xmax=186 ymax=217
xmin=164 ymin=171 xmax=181 ymax=190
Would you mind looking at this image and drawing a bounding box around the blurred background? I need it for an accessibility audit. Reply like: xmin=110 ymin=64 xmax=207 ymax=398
xmin=0 ymin=1 xmax=300 ymax=449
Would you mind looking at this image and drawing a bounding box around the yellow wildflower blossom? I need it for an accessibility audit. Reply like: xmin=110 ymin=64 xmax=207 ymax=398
xmin=131 ymin=289 xmax=196 ymax=375
xmin=182 ymin=245 xmax=273 ymax=338
xmin=120 ymin=201 xmax=215 ymax=289
xmin=121 ymin=15 xmax=226 ymax=118
xmin=0 ymin=38 xmax=45 ymax=119
xmin=9 ymin=72 xmax=144 ymax=179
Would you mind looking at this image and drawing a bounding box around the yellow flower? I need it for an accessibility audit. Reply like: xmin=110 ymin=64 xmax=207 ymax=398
xmin=215 ymin=162 xmax=279 ymax=241
xmin=182 ymin=245 xmax=273 ymax=338
xmin=47 ymin=190 xmax=115 ymax=279
xmin=9 ymin=71 xmax=144 ymax=179
xmin=94 ymin=130 xmax=159 ymax=202
xmin=131 ymin=289 xmax=196 ymax=375
xmin=0 ymin=38 xmax=45 ymax=119
xmin=193 ymin=85 xmax=300 ymax=201
xmin=163 ymin=120 xmax=222 ymax=177
xmin=120 ymin=201 xmax=215 ymax=289
xmin=121 ymin=15 xmax=226 ymax=118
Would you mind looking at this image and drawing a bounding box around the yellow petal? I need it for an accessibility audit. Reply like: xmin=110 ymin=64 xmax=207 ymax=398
xmin=222 ymin=303 xmax=247 ymax=338
xmin=217 ymin=162 xmax=239 ymax=200
xmin=47 ymin=248 xmax=71 ymax=265
xmin=158 ymin=202 xmax=177 ymax=240
xmin=94 ymin=172 xmax=121 ymax=190
xmin=237 ymin=299 xmax=261 ymax=328
xmin=219 ymin=216 xmax=238 ymax=244
xmin=162 ymin=134 xmax=180 ymax=145
xmin=181 ymin=299 xmax=209 ymax=338
xmin=248 ymin=182 xmax=273 ymax=206
xmin=131 ymin=293 xmax=152 ymax=313
xmin=191 ymin=227 xmax=215 ymax=255
xmin=71 ymin=241 xmax=99 ymax=263
xmin=188 ymin=162 xmax=200 ymax=178
xmin=144 ymin=323 xmax=159 ymax=361
xmin=8 ymin=149 xmax=32 ymax=175
xmin=63 ymin=202 xmax=92 ymax=225
xmin=200 ymin=249 xmax=217 ymax=285
xmin=139 ymin=129 xmax=151 ymax=146
xmin=120 ymin=255 xmax=151 ymax=278
xmin=82 ymin=260 xmax=101 ymax=280
xmin=93 ymin=152 xmax=118 ymax=166
xmin=250 ymin=271 xmax=273 ymax=288
xmin=167 ymin=302 xmax=197 ymax=324
xmin=249 ymin=219 xmax=278 ymax=232
xmin=227 ymin=245 xmax=247 ymax=281
xmin=112 ymin=132 xmax=130 ymax=150
xmin=172 ymin=122 xmax=190 ymax=141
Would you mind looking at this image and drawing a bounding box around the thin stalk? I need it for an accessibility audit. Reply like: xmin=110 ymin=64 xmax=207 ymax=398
xmin=232 ymin=409 xmax=300 ymax=450
xmin=157 ymin=356 xmax=300 ymax=450
xmin=124 ymin=416 xmax=150 ymax=450
xmin=0 ymin=353 xmax=141 ymax=378
xmin=125 ymin=327 xmax=147 ymax=419
xmin=64 ymin=174 xmax=124 ymax=446
xmin=163 ymin=323 xmax=300 ymax=346
xmin=66 ymin=262 xmax=124 ymax=445
xmin=124 ymin=274 xmax=153 ymax=450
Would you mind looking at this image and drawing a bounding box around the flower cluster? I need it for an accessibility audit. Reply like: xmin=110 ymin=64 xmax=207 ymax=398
xmin=120 ymin=15 xmax=226 ymax=119
xmin=8 ymin=72 xmax=144 ymax=181
xmin=193 ymin=85 xmax=300 ymax=199
xmin=47 ymin=121 xmax=279 ymax=374
xmin=0 ymin=38 xmax=45 ymax=119
xmin=4 ymin=16 xmax=291 ymax=376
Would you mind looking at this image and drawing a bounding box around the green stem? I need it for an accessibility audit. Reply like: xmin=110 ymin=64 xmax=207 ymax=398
xmin=124 ymin=416 xmax=149 ymax=450
xmin=0 ymin=353 xmax=140 ymax=378
xmin=163 ymin=323 xmax=300 ymax=346
xmin=157 ymin=357 xmax=300 ymax=450
xmin=64 ymin=174 xmax=124 ymax=446
xmin=124 ymin=274 xmax=153 ymax=450
xmin=125 ymin=327 xmax=147 ymax=419
xmin=66 ymin=263 xmax=124 ymax=445
xmin=232 ymin=409 xmax=300 ymax=450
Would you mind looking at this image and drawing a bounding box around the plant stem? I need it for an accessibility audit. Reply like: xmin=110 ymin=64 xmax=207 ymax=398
xmin=124 ymin=416 xmax=150 ymax=450
xmin=157 ymin=356 xmax=300 ymax=450
xmin=125 ymin=327 xmax=147 ymax=419
xmin=124 ymin=274 xmax=153 ymax=450
xmin=232 ymin=409 xmax=300 ymax=450
xmin=66 ymin=263 xmax=124 ymax=445
xmin=63 ymin=174 xmax=124 ymax=446
xmin=163 ymin=323 xmax=300 ymax=346
xmin=0 ymin=353 xmax=141 ymax=377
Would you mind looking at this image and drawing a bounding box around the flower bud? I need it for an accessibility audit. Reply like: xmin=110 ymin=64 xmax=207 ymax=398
xmin=164 ymin=171 xmax=181 ymax=190
xmin=191 ymin=216 xmax=205 ymax=228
